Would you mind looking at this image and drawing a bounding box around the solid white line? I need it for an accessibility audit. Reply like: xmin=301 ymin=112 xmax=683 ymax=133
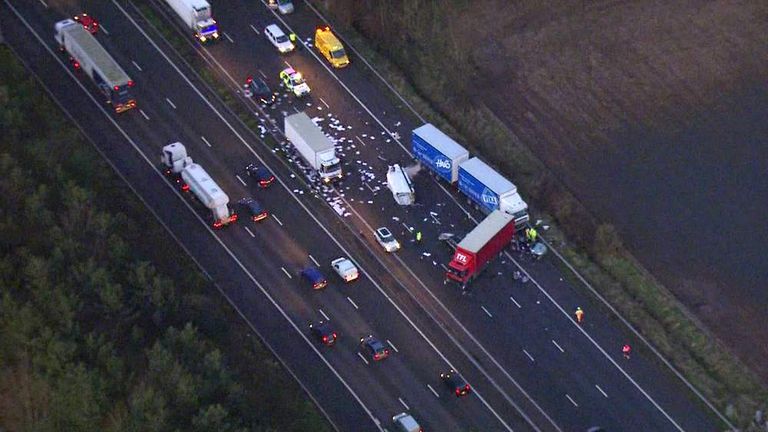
xmin=346 ymin=296 xmax=359 ymax=310
xmin=250 ymin=24 xmax=259 ymax=34
xmin=523 ymin=349 xmax=535 ymax=362
xmin=201 ymin=136 xmax=212 ymax=147
xmin=355 ymin=135 xmax=366 ymax=147
xmin=481 ymin=305 xmax=493 ymax=318
xmin=272 ymin=214 xmax=283 ymax=226
xmin=426 ymin=384 xmax=439 ymax=398
xmin=281 ymin=267 xmax=292 ymax=279
xmin=244 ymin=226 xmax=255 ymax=238
xmin=319 ymin=309 xmax=330 ymax=321
xmin=595 ymin=384 xmax=608 ymax=398
xmin=236 ymin=174 xmax=247 ymax=186
xmin=309 ymin=254 xmax=320 ymax=266
xmin=132 ymin=60 xmax=142 ymax=71
xmin=319 ymin=97 xmax=330 ymax=109
xmin=509 ymin=295 xmax=522 ymax=308
xmin=552 ymin=340 xmax=565 ymax=353
xmin=565 ymin=394 xmax=579 ymax=407
xmin=139 ymin=109 xmax=149 ymax=120
xmin=165 ymin=97 xmax=176 ymax=109
xmin=38 ymin=0 xmax=47 ymax=7
xmin=100 ymin=25 xmax=109 ymax=35
xmin=398 ymin=397 xmax=409 ymax=410
xmin=387 ymin=339 xmax=399 ymax=353
xmin=223 ymin=32 xmax=234 ymax=43
xmin=357 ymin=352 xmax=369 ymax=365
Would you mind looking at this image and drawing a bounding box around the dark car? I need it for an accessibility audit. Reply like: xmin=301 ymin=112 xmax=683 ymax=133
xmin=73 ymin=13 xmax=99 ymax=34
xmin=245 ymin=76 xmax=276 ymax=105
xmin=440 ymin=369 xmax=471 ymax=397
xmin=309 ymin=321 xmax=337 ymax=346
xmin=301 ymin=266 xmax=327 ymax=290
xmin=360 ymin=335 xmax=389 ymax=361
xmin=245 ymin=163 xmax=275 ymax=188
xmin=238 ymin=197 xmax=268 ymax=222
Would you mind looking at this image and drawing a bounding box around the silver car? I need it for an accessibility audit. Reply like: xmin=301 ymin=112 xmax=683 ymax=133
xmin=331 ymin=257 xmax=359 ymax=282
xmin=374 ymin=227 xmax=400 ymax=252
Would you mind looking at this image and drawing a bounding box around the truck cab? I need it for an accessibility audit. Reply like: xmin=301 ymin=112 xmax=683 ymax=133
xmin=314 ymin=26 xmax=349 ymax=68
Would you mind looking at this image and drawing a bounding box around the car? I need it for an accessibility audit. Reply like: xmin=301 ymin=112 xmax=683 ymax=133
xmin=392 ymin=412 xmax=422 ymax=432
xmin=586 ymin=428 xmax=606 ymax=432
xmin=267 ymin=0 xmax=294 ymax=15
xmin=264 ymin=24 xmax=294 ymax=53
xmin=244 ymin=76 xmax=276 ymax=105
xmin=309 ymin=321 xmax=337 ymax=346
xmin=73 ymin=13 xmax=99 ymax=34
xmin=279 ymin=67 xmax=311 ymax=97
xmin=331 ymin=257 xmax=358 ymax=282
xmin=360 ymin=335 xmax=389 ymax=361
xmin=245 ymin=163 xmax=275 ymax=188
xmin=374 ymin=227 xmax=400 ymax=252
xmin=238 ymin=197 xmax=268 ymax=222
xmin=301 ymin=266 xmax=327 ymax=290
xmin=440 ymin=369 xmax=471 ymax=397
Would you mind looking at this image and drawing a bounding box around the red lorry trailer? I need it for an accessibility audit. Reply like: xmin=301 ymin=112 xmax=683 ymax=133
xmin=445 ymin=210 xmax=515 ymax=286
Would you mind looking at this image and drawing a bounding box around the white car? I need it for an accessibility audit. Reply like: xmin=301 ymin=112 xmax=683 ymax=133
xmin=331 ymin=257 xmax=359 ymax=282
xmin=264 ymin=24 xmax=294 ymax=53
xmin=392 ymin=412 xmax=421 ymax=432
xmin=374 ymin=227 xmax=400 ymax=252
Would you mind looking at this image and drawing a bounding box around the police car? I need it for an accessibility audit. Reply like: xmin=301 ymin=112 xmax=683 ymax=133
xmin=279 ymin=67 xmax=310 ymax=97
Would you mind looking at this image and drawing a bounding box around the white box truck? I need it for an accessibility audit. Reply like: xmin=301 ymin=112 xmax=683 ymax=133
xmin=284 ymin=112 xmax=342 ymax=183
xmin=164 ymin=0 xmax=219 ymax=43
xmin=386 ymin=164 xmax=415 ymax=205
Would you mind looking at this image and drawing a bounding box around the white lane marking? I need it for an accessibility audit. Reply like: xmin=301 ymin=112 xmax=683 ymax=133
xmin=552 ymin=340 xmax=565 ymax=353
xmin=398 ymin=397 xmax=409 ymax=410
xmin=258 ymin=69 xmax=267 ymax=79
xmin=165 ymin=97 xmax=176 ymax=109
xmin=250 ymin=24 xmax=259 ymax=34
xmin=244 ymin=226 xmax=255 ymax=238
xmin=319 ymin=97 xmax=330 ymax=109
xmin=427 ymin=384 xmax=439 ymax=398
xmin=99 ymin=25 xmax=109 ymax=35
xmin=319 ymin=309 xmax=330 ymax=321
xmin=236 ymin=174 xmax=247 ymax=186
xmin=292 ymin=106 xmax=300 ymax=114
xmin=596 ymin=384 xmax=608 ymax=398
xmin=272 ymin=214 xmax=283 ymax=226
xmin=509 ymin=295 xmax=522 ymax=308
xmin=481 ymin=305 xmax=493 ymax=318
xmin=132 ymin=60 xmax=142 ymax=71
xmin=281 ymin=267 xmax=292 ymax=279
xmin=38 ymin=0 xmax=47 ymax=7
xmin=387 ymin=339 xmax=399 ymax=353
xmin=364 ymin=182 xmax=376 ymax=193
xmin=139 ymin=109 xmax=150 ymax=120
xmin=16 ymin=5 xmax=382 ymax=431
xmin=523 ymin=349 xmax=535 ymax=362
xmin=346 ymin=296 xmax=359 ymax=310
xmin=201 ymin=135 xmax=212 ymax=147
xmin=565 ymin=394 xmax=579 ymax=407
xmin=223 ymin=32 xmax=234 ymax=43
xmin=357 ymin=352 xmax=369 ymax=365
xmin=283 ymin=60 xmax=293 ymax=69
xmin=401 ymin=222 xmax=411 ymax=232
xmin=309 ymin=254 xmax=320 ymax=266
xmin=355 ymin=135 xmax=366 ymax=147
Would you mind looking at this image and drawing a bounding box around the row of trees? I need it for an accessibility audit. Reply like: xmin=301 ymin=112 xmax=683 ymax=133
xmin=0 ymin=46 xmax=328 ymax=432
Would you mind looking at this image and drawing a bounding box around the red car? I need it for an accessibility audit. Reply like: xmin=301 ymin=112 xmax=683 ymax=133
xmin=73 ymin=13 xmax=99 ymax=34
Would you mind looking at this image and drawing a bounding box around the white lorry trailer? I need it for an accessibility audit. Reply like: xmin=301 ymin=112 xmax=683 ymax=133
xmin=164 ymin=0 xmax=219 ymax=43
xmin=284 ymin=112 xmax=342 ymax=183
xmin=387 ymin=164 xmax=415 ymax=205
xmin=54 ymin=19 xmax=136 ymax=113
xmin=161 ymin=142 xmax=237 ymax=228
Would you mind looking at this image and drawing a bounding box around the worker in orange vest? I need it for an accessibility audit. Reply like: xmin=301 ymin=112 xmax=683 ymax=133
xmin=575 ymin=307 xmax=584 ymax=324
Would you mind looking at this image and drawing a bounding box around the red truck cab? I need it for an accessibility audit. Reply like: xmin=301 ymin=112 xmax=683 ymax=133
xmin=446 ymin=210 xmax=515 ymax=285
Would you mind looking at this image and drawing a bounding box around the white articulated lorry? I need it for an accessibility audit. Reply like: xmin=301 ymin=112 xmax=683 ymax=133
xmin=161 ymin=142 xmax=237 ymax=228
xmin=284 ymin=112 xmax=342 ymax=183
xmin=54 ymin=19 xmax=136 ymax=113
xmin=164 ymin=0 xmax=219 ymax=43
xmin=387 ymin=164 xmax=415 ymax=205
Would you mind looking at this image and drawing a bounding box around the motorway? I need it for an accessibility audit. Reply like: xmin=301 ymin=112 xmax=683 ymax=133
xmin=2 ymin=0 xmax=730 ymax=431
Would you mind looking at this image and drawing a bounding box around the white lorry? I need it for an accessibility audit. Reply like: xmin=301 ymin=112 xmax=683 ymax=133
xmin=164 ymin=0 xmax=219 ymax=43
xmin=161 ymin=142 xmax=237 ymax=228
xmin=386 ymin=164 xmax=415 ymax=205
xmin=54 ymin=19 xmax=136 ymax=113
xmin=284 ymin=112 xmax=342 ymax=183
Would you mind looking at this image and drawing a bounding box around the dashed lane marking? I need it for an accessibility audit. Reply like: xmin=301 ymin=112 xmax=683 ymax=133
xmin=481 ymin=305 xmax=493 ymax=318
xmin=244 ymin=226 xmax=255 ymax=238
xmin=201 ymin=136 xmax=211 ymax=147
xmin=347 ymin=296 xmax=359 ymax=309
xmin=132 ymin=60 xmax=142 ymax=71
xmin=249 ymin=24 xmax=259 ymax=34
xmin=596 ymin=384 xmax=608 ymax=398
xmin=523 ymin=349 xmax=535 ymax=362
xmin=281 ymin=267 xmax=292 ymax=278
xmin=387 ymin=339 xmax=399 ymax=353
xmin=319 ymin=309 xmax=330 ymax=321
xmin=165 ymin=97 xmax=176 ymax=109
xmin=398 ymin=397 xmax=409 ymax=410
xmin=427 ymin=384 xmax=439 ymax=398
xmin=309 ymin=254 xmax=320 ymax=266
xmin=100 ymin=25 xmax=109 ymax=35
xmin=552 ymin=339 xmax=565 ymax=353
xmin=272 ymin=214 xmax=283 ymax=226
xmin=319 ymin=97 xmax=330 ymax=109
xmin=509 ymin=295 xmax=522 ymax=308
xmin=139 ymin=109 xmax=149 ymax=120
xmin=566 ymin=394 xmax=579 ymax=407
xmin=236 ymin=174 xmax=247 ymax=186
xmin=357 ymin=352 xmax=369 ymax=365
xmin=223 ymin=32 xmax=234 ymax=43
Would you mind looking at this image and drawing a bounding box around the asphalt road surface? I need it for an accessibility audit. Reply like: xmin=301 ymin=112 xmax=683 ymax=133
xmin=2 ymin=0 xmax=732 ymax=431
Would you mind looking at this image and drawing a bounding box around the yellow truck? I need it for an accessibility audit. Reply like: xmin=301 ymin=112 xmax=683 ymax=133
xmin=314 ymin=26 xmax=349 ymax=68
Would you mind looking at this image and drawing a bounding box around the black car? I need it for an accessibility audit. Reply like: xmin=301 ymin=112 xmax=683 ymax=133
xmin=238 ymin=197 xmax=268 ymax=222
xmin=245 ymin=76 xmax=276 ymax=105
xmin=440 ymin=369 xmax=471 ymax=397
xmin=360 ymin=335 xmax=389 ymax=361
xmin=245 ymin=163 xmax=275 ymax=188
xmin=309 ymin=321 xmax=337 ymax=346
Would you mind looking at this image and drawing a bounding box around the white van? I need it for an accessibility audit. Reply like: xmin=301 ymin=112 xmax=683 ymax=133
xmin=264 ymin=24 xmax=294 ymax=53
xmin=392 ymin=412 xmax=422 ymax=432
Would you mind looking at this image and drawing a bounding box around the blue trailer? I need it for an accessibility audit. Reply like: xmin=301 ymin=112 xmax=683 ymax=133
xmin=412 ymin=124 xmax=469 ymax=184
xmin=458 ymin=157 xmax=529 ymax=225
